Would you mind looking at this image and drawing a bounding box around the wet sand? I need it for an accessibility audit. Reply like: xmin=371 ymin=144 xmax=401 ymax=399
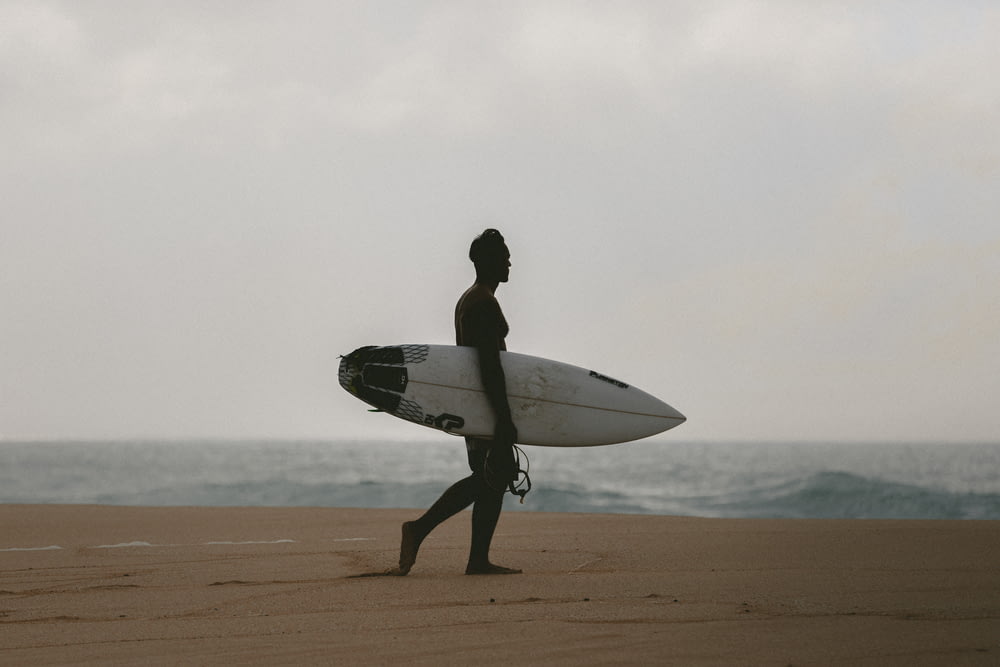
xmin=2 ymin=505 xmax=998 ymax=665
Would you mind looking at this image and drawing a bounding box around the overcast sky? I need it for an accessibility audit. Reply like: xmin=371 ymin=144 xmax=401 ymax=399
xmin=2 ymin=1 xmax=998 ymax=443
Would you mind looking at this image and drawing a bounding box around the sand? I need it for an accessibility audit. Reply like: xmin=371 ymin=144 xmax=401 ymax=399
xmin=1 ymin=505 xmax=998 ymax=665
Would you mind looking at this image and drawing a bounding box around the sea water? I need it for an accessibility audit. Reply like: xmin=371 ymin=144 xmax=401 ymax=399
xmin=1 ymin=440 xmax=998 ymax=519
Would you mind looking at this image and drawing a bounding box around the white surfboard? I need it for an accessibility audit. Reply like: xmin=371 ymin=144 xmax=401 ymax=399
xmin=339 ymin=344 xmax=685 ymax=446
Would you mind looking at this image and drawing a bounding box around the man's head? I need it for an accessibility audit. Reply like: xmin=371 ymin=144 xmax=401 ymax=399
xmin=469 ymin=228 xmax=511 ymax=283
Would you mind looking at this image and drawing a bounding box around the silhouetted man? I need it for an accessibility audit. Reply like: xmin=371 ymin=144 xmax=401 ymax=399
xmin=392 ymin=229 xmax=522 ymax=575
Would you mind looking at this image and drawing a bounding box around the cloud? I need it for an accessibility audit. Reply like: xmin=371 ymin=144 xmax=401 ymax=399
xmin=2 ymin=2 xmax=999 ymax=441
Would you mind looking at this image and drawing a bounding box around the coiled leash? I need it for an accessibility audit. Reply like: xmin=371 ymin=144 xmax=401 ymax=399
xmin=485 ymin=445 xmax=532 ymax=503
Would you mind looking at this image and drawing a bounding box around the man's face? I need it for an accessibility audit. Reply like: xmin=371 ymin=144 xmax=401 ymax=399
xmin=476 ymin=241 xmax=511 ymax=283
xmin=495 ymin=245 xmax=511 ymax=283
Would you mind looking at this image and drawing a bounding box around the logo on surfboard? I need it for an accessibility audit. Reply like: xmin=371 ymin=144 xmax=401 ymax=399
xmin=426 ymin=413 xmax=465 ymax=432
xmin=588 ymin=370 xmax=629 ymax=389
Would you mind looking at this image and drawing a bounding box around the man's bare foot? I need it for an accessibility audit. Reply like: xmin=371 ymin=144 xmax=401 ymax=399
xmin=397 ymin=521 xmax=424 ymax=575
xmin=465 ymin=562 xmax=522 ymax=575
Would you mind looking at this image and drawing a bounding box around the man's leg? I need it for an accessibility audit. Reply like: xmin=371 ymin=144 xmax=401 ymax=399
xmin=395 ymin=474 xmax=478 ymax=575
xmin=466 ymin=441 xmax=521 ymax=575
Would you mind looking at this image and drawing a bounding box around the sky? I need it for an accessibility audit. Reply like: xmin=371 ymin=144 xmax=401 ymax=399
xmin=2 ymin=1 xmax=998 ymax=443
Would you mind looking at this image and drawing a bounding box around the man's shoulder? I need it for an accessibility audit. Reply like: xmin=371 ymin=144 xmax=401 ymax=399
xmin=455 ymin=283 xmax=508 ymax=347
xmin=457 ymin=285 xmax=498 ymax=312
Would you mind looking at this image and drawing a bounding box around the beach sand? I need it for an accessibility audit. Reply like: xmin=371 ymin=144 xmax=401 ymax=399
xmin=1 ymin=505 xmax=998 ymax=665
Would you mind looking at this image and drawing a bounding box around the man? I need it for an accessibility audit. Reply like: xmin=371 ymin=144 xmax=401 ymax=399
xmin=392 ymin=229 xmax=522 ymax=576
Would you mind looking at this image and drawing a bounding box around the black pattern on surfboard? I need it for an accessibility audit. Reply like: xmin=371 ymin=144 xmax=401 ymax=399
xmin=339 ymin=345 xmax=437 ymax=428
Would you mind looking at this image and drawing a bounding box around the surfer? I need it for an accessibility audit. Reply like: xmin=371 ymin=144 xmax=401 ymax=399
xmin=393 ymin=229 xmax=522 ymax=576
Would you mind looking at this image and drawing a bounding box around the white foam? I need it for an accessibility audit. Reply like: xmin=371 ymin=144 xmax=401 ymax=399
xmin=0 ymin=545 xmax=63 ymax=552
xmin=3 ymin=538 xmax=361 ymax=553
xmin=91 ymin=541 xmax=158 ymax=549
xmin=333 ymin=537 xmax=375 ymax=542
xmin=203 ymin=539 xmax=296 ymax=545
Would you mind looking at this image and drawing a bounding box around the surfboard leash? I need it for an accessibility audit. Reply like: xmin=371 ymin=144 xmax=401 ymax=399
xmin=510 ymin=445 xmax=532 ymax=503
xmin=485 ymin=445 xmax=531 ymax=503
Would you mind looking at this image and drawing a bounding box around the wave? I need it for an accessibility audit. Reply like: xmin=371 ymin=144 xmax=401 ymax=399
xmin=70 ymin=471 xmax=1000 ymax=520
xmin=4 ymin=441 xmax=999 ymax=519
xmin=686 ymin=471 xmax=1000 ymax=520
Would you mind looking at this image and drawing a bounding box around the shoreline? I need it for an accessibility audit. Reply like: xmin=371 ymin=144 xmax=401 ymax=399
xmin=2 ymin=505 xmax=999 ymax=665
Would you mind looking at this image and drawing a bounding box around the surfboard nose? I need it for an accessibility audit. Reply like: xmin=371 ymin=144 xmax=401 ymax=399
xmin=645 ymin=397 xmax=685 ymax=433
xmin=634 ymin=390 xmax=685 ymax=426
xmin=664 ymin=403 xmax=686 ymax=424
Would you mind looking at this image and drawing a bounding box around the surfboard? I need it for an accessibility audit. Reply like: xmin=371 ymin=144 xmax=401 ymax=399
xmin=339 ymin=344 xmax=685 ymax=447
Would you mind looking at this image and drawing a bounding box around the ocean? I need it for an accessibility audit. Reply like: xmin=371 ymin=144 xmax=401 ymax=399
xmin=1 ymin=440 xmax=999 ymax=520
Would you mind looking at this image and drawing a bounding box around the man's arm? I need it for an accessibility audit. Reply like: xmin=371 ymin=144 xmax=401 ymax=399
xmin=476 ymin=343 xmax=517 ymax=445
xmin=464 ymin=301 xmax=517 ymax=445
